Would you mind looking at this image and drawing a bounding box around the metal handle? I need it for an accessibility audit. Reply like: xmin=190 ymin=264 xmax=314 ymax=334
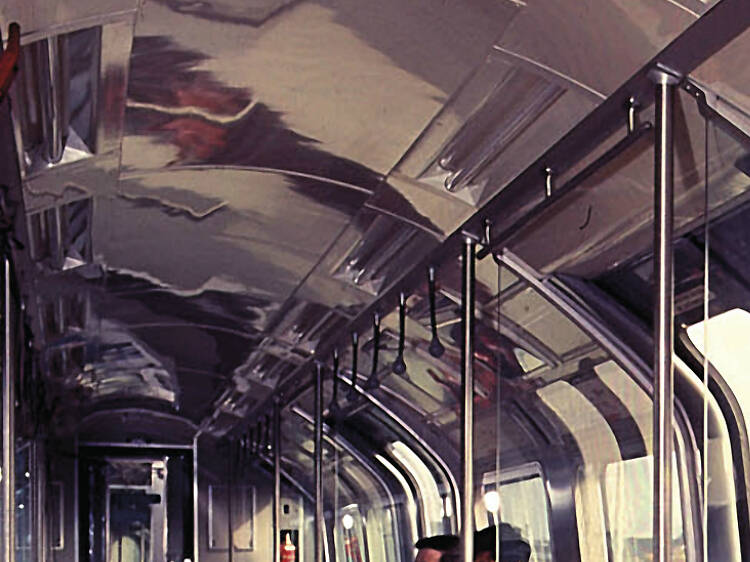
xmin=392 ymin=292 xmax=407 ymax=375
xmin=428 ymin=266 xmax=445 ymax=358
xmin=365 ymin=313 xmax=381 ymax=390
xmin=264 ymin=415 xmax=271 ymax=452
xmin=348 ymin=332 xmax=359 ymax=400
xmin=329 ymin=348 xmax=340 ymax=412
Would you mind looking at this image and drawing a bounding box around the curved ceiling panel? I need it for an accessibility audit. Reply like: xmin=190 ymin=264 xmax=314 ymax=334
xmin=5 ymin=0 xmax=746 ymax=443
xmin=495 ymin=0 xmax=701 ymax=96
xmin=121 ymin=0 xmax=515 ymax=180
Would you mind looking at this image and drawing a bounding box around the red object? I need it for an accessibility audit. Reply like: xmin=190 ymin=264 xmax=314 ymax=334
xmin=0 ymin=23 xmax=20 ymax=102
xmin=344 ymin=534 xmax=364 ymax=562
xmin=281 ymin=532 xmax=297 ymax=562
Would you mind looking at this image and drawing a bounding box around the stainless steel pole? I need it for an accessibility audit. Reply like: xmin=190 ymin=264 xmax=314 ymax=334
xmin=2 ymin=257 xmax=14 ymax=562
xmin=273 ymin=398 xmax=282 ymax=562
xmin=314 ymin=364 xmax=324 ymax=562
xmin=651 ymin=67 xmax=678 ymax=562
xmin=461 ymin=237 xmax=476 ymax=562
xmin=193 ymin=434 xmax=200 ymax=562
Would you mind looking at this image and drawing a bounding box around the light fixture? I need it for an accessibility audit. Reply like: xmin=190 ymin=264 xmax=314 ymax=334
xmin=443 ymin=496 xmax=453 ymax=518
xmin=483 ymin=490 xmax=500 ymax=513
xmin=342 ymin=513 xmax=354 ymax=530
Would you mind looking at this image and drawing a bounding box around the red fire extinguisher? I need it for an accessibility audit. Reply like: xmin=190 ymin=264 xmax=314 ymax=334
xmin=281 ymin=532 xmax=296 ymax=562
xmin=344 ymin=534 xmax=363 ymax=562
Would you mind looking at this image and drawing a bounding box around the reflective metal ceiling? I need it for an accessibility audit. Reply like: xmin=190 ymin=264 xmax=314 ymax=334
xmin=1 ymin=0 xmax=748 ymax=438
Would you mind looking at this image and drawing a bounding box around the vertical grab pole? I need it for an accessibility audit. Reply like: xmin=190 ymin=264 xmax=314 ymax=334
xmin=651 ymin=67 xmax=678 ymax=562
xmin=461 ymin=236 xmax=476 ymax=562
xmin=2 ymin=257 xmax=14 ymax=562
xmin=193 ymin=434 xmax=200 ymax=562
xmin=314 ymin=363 xmax=324 ymax=562
xmin=273 ymin=398 xmax=282 ymax=562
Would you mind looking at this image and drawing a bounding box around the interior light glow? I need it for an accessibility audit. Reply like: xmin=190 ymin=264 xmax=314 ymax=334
xmin=687 ymin=309 xmax=750 ymax=422
xmin=483 ymin=490 xmax=500 ymax=513
xmin=342 ymin=513 xmax=354 ymax=530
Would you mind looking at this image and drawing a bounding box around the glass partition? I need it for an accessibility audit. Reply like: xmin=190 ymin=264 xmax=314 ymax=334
xmin=489 ymin=256 xmax=695 ymax=561
xmin=594 ymin=104 xmax=750 ymax=560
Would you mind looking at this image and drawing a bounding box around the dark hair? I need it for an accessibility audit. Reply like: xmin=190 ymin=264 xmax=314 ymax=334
xmin=415 ymin=535 xmax=459 ymax=552
xmin=475 ymin=524 xmax=531 ymax=561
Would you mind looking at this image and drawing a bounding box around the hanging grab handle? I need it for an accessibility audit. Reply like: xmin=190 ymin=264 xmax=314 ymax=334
xmin=392 ymin=292 xmax=407 ymax=375
xmin=428 ymin=266 xmax=445 ymax=358
xmin=328 ymin=348 xmax=340 ymax=413
xmin=365 ymin=313 xmax=381 ymax=390
xmin=348 ymin=331 xmax=359 ymax=400
xmin=249 ymin=427 xmax=257 ymax=456
xmin=264 ymin=414 xmax=271 ymax=452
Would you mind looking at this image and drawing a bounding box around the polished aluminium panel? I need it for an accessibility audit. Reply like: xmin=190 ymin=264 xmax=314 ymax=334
xmin=0 ymin=1 xmax=138 ymax=41
xmin=652 ymin=68 xmax=679 ymax=562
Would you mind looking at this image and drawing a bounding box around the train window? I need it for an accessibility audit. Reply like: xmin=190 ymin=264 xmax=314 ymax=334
xmin=602 ymin=456 xmax=684 ymax=561
xmin=537 ymin=376 xmax=688 ymax=561
xmin=336 ymin=506 xmax=367 ymax=562
xmin=480 ymin=465 xmax=553 ymax=562
xmin=513 ymin=347 xmax=545 ymax=373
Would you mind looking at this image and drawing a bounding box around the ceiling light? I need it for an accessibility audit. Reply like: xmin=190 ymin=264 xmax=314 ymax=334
xmin=483 ymin=490 xmax=500 ymax=513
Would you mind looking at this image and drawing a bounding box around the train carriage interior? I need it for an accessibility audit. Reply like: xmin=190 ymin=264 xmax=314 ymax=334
xmin=0 ymin=0 xmax=749 ymax=561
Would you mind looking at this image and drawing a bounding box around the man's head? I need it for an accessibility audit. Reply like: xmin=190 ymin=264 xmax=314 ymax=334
xmin=414 ymin=535 xmax=459 ymax=562
xmin=474 ymin=524 xmax=531 ymax=562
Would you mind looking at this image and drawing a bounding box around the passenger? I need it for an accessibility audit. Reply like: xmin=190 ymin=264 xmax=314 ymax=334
xmin=414 ymin=535 xmax=459 ymax=562
xmin=474 ymin=524 xmax=531 ymax=562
